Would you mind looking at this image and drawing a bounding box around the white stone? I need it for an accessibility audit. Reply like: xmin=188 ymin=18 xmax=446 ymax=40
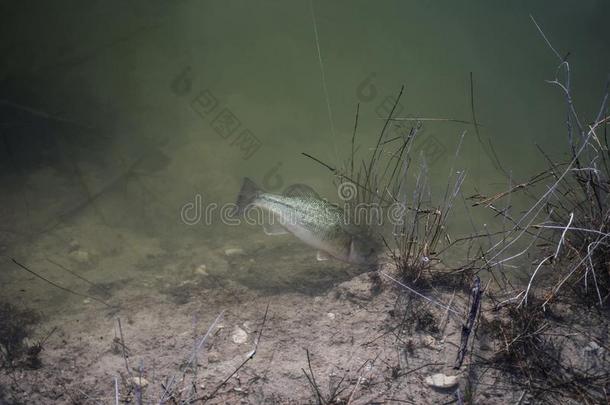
xmin=194 ymin=264 xmax=208 ymax=276
xmin=69 ymin=249 xmax=90 ymax=264
xmin=231 ymin=326 xmax=248 ymax=344
xmin=422 ymin=335 xmax=438 ymax=349
xmin=327 ymin=312 xmax=336 ymax=320
xmin=207 ymin=351 xmax=220 ymax=363
xmin=130 ymin=376 xmax=149 ymax=388
xmin=425 ymin=373 xmax=459 ymax=389
xmin=224 ymin=248 xmax=245 ymax=257
xmin=69 ymin=239 xmax=80 ymax=251
xmin=242 ymin=321 xmax=255 ymax=334
xmin=585 ymin=341 xmax=601 ymax=353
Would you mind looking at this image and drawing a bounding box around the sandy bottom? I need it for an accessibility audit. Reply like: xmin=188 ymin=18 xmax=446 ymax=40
xmin=1 ymin=218 xmax=607 ymax=404
xmin=0 ymin=252 xmax=519 ymax=405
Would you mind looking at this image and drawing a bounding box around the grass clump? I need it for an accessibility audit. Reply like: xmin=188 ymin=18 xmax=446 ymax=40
xmin=0 ymin=302 xmax=41 ymax=369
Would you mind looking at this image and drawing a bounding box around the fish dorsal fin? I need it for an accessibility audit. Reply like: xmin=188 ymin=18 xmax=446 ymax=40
xmin=235 ymin=177 xmax=261 ymax=215
xmin=282 ymin=183 xmax=320 ymax=199
xmin=316 ymin=251 xmax=331 ymax=261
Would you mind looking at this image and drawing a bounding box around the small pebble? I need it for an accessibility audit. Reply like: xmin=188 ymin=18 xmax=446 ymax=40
xmin=231 ymin=326 xmax=248 ymax=344
xmin=327 ymin=312 xmax=336 ymax=320
xmin=585 ymin=341 xmax=601 ymax=353
xmin=242 ymin=321 xmax=255 ymax=334
xmin=422 ymin=335 xmax=438 ymax=349
xmin=207 ymin=351 xmax=220 ymax=363
xmin=68 ymin=239 xmax=80 ymax=252
xmin=69 ymin=249 xmax=90 ymax=264
xmin=425 ymin=373 xmax=459 ymax=389
xmin=130 ymin=377 xmax=149 ymax=388
xmin=224 ymin=248 xmax=245 ymax=257
xmin=194 ymin=264 xmax=208 ymax=276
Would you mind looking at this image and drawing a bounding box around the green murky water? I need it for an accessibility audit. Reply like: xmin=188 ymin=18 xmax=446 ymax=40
xmin=1 ymin=0 xmax=609 ymax=302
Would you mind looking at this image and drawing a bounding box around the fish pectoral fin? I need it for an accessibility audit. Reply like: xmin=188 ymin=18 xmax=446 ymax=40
xmin=316 ymin=251 xmax=332 ymax=261
xmin=263 ymin=222 xmax=289 ymax=236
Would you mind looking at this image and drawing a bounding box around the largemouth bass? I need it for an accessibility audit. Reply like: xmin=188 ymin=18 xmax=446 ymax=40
xmin=234 ymin=178 xmax=380 ymax=265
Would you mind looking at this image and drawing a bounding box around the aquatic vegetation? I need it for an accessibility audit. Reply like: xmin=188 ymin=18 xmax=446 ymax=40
xmin=461 ymin=18 xmax=610 ymax=404
xmin=0 ymin=302 xmax=41 ymax=369
xmin=470 ymin=18 xmax=610 ymax=307
xmin=305 ymin=86 xmax=466 ymax=284
xmin=475 ymin=299 xmax=610 ymax=404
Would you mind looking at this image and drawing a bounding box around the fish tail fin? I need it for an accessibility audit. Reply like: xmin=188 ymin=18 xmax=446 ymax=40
xmin=235 ymin=177 xmax=261 ymax=215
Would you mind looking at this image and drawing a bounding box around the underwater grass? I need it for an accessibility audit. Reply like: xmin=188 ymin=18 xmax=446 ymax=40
xmin=460 ymin=17 xmax=610 ymax=404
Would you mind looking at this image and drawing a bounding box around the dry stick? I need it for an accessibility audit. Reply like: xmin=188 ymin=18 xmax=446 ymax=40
xmin=186 ymin=311 xmax=226 ymax=370
xmin=309 ymin=0 xmax=338 ymax=166
xmin=37 ymin=326 xmax=58 ymax=349
xmin=196 ymin=302 xmax=270 ymax=403
xmin=529 ymin=19 xmax=610 ymax=301
xmin=159 ymin=376 xmax=176 ymax=405
xmin=365 ymin=86 xmax=405 ymax=192
xmin=386 ymin=117 xmax=477 ymax=125
xmin=471 ymin=183 xmax=529 ymax=207
xmin=117 ymin=318 xmax=132 ymax=377
xmin=440 ymin=289 xmax=457 ymax=336
xmin=482 ymin=96 xmax=603 ymax=268
xmin=395 ymin=362 xmax=444 ymax=378
xmin=46 ymin=257 xmax=98 ymax=287
xmin=10 ymin=258 xmax=114 ymax=308
xmin=554 ymin=212 xmax=574 ymax=259
xmin=469 ymin=72 xmax=508 ymax=178
xmin=302 ymin=348 xmax=323 ymax=405
xmin=302 ymin=152 xmax=336 ymax=172
xmin=544 ymin=231 xmax=610 ymax=309
xmin=135 ymin=360 xmax=144 ymax=405
xmin=585 ymin=241 xmax=604 ymax=304
xmin=327 ymin=371 xmax=349 ymax=403
xmin=0 ymin=99 xmax=96 ymax=130
xmin=346 ymin=376 xmax=363 ymax=405
xmin=114 ymin=376 xmax=119 ymax=405
xmin=380 ymin=272 xmax=461 ymax=316
xmin=519 ymin=255 xmax=553 ymax=308
xmin=455 ymin=387 xmax=464 ymax=405
xmin=350 ymin=103 xmax=360 ymax=179
xmin=454 ymin=276 xmax=482 ymax=369
xmin=74 ymin=388 xmax=104 ymax=405
xmin=469 ymin=167 xmax=555 ymax=207
xmin=300 ymin=152 xmax=395 ymax=208
xmin=180 ymin=310 xmax=226 ymax=402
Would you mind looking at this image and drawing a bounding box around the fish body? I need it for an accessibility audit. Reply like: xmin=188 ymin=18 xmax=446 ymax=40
xmin=235 ymin=178 xmax=379 ymax=265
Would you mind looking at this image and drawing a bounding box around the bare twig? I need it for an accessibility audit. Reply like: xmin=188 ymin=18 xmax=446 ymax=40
xmin=10 ymin=258 xmax=114 ymax=308
xmin=116 ymin=318 xmax=132 ymax=377
xmin=114 ymin=376 xmax=119 ymax=405
xmin=302 ymin=349 xmax=324 ymax=405
xmin=381 ymin=272 xmax=461 ymax=316
xmin=454 ymin=276 xmax=482 ymax=369
xmin=194 ymin=303 xmax=270 ymax=402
